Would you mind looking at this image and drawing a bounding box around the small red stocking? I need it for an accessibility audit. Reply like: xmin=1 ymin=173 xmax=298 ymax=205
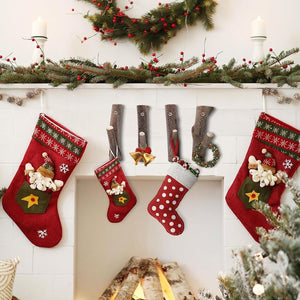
xmin=95 ymin=157 xmax=137 ymax=222
xmin=226 ymin=112 xmax=300 ymax=242
xmin=147 ymin=158 xmax=199 ymax=235
xmin=2 ymin=113 xmax=87 ymax=247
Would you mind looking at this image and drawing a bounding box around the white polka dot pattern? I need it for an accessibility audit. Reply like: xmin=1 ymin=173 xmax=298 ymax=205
xmin=147 ymin=174 xmax=188 ymax=235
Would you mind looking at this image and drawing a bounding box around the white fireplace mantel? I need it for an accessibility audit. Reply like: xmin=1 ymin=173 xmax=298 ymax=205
xmin=0 ymin=83 xmax=299 ymax=300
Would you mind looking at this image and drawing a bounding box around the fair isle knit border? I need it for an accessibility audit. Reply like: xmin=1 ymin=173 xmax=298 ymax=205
xmin=33 ymin=114 xmax=87 ymax=164
xmin=255 ymin=114 xmax=300 ymax=161
xmin=95 ymin=158 xmax=121 ymax=179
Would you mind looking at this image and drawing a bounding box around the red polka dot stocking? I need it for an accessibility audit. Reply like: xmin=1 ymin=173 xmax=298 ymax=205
xmin=95 ymin=157 xmax=137 ymax=223
xmin=147 ymin=159 xmax=199 ymax=235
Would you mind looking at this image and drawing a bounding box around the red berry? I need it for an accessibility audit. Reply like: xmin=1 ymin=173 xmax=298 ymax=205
xmin=125 ymin=66 xmax=128 ymax=70
xmin=195 ymin=7 xmax=199 ymax=11
xmin=283 ymin=64 xmax=287 ymax=69
xmin=158 ymin=2 xmax=162 ymax=5
xmin=248 ymin=60 xmax=252 ymax=64
xmin=161 ymin=18 xmax=165 ymax=22
xmin=77 ymin=75 xmax=81 ymax=80
xmin=92 ymin=0 xmax=96 ymax=2
xmin=202 ymin=59 xmax=205 ymax=63
xmin=0 ymin=55 xmax=2 ymax=59
xmin=269 ymin=48 xmax=273 ymax=52
xmin=121 ymin=20 xmax=124 ymax=23
xmin=106 ymin=6 xmax=109 ymax=10
xmin=109 ymin=37 xmax=113 ymax=41
xmin=260 ymin=61 xmax=263 ymax=64
xmin=6 ymin=58 xmax=10 ymax=62
xmin=171 ymin=23 xmax=176 ymax=28
xmin=153 ymin=58 xmax=159 ymax=63
xmin=184 ymin=83 xmax=187 ymax=87
xmin=130 ymin=1 xmax=133 ymax=4
xmin=132 ymin=19 xmax=137 ymax=23
xmin=202 ymin=53 xmax=205 ymax=57
xmin=207 ymin=70 xmax=212 ymax=74
xmin=184 ymin=12 xmax=188 ymax=16
xmin=40 ymin=54 xmax=43 ymax=58
xmin=182 ymin=67 xmax=185 ymax=71
xmin=213 ymin=60 xmax=217 ymax=64
xmin=243 ymin=58 xmax=246 ymax=62
xmin=32 ymin=38 xmax=35 ymax=42
xmin=164 ymin=41 xmax=168 ymax=44
xmin=152 ymin=53 xmax=156 ymax=56
xmin=117 ymin=7 xmax=120 ymax=11
xmin=94 ymin=26 xmax=99 ymax=31
xmin=177 ymin=69 xmax=181 ymax=72
xmin=180 ymin=57 xmax=183 ymax=61
xmin=210 ymin=57 xmax=214 ymax=61
xmin=97 ymin=3 xmax=101 ymax=6
xmin=180 ymin=51 xmax=184 ymax=55
xmin=154 ymin=30 xmax=158 ymax=33
xmin=72 ymin=8 xmax=74 ymax=11
xmin=13 ymin=57 xmax=16 ymax=61
xmin=35 ymin=62 xmax=38 ymax=66
xmin=125 ymin=5 xmax=128 ymax=9
xmin=163 ymin=23 xmax=167 ymax=27
xmin=83 ymin=37 xmax=87 ymax=40
xmin=82 ymin=78 xmax=86 ymax=82
xmin=144 ymin=30 xmax=148 ymax=34
xmin=36 ymin=45 xmax=40 ymax=48
xmin=165 ymin=4 xmax=169 ymax=7
xmin=128 ymin=33 xmax=133 ymax=38
xmin=114 ymin=42 xmax=117 ymax=46
xmin=145 ymin=20 xmax=149 ymax=24
xmin=156 ymin=73 xmax=160 ymax=77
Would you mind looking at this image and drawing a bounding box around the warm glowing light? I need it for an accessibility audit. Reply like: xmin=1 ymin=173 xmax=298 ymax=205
xmin=156 ymin=262 xmax=175 ymax=300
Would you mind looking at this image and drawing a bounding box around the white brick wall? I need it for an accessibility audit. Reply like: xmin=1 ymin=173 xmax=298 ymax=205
xmin=0 ymin=83 xmax=299 ymax=299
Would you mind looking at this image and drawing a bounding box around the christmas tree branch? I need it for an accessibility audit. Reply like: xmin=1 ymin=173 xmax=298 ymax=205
xmin=0 ymin=188 xmax=6 ymax=200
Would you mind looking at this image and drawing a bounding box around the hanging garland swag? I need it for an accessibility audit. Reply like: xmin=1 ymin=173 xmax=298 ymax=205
xmin=81 ymin=0 xmax=218 ymax=54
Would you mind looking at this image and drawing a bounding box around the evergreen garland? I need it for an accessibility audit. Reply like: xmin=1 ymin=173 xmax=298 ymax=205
xmin=0 ymin=48 xmax=299 ymax=90
xmin=0 ymin=188 xmax=6 ymax=200
xmin=79 ymin=0 xmax=218 ymax=54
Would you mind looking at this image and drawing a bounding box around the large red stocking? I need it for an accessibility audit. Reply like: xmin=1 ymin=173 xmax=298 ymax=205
xmin=226 ymin=112 xmax=300 ymax=242
xmin=2 ymin=113 xmax=87 ymax=247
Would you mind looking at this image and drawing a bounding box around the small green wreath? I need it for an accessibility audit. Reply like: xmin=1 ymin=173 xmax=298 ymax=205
xmin=193 ymin=143 xmax=220 ymax=168
xmin=80 ymin=0 xmax=217 ymax=54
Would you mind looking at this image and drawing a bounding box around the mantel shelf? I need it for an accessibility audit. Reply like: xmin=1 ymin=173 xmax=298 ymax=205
xmin=0 ymin=83 xmax=297 ymax=90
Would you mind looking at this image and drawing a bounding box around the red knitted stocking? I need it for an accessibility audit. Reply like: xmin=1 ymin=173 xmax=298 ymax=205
xmin=95 ymin=157 xmax=137 ymax=223
xmin=226 ymin=112 xmax=300 ymax=242
xmin=2 ymin=113 xmax=87 ymax=247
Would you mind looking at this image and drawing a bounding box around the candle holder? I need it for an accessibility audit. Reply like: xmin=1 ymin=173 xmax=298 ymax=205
xmin=32 ymin=36 xmax=47 ymax=64
xmin=31 ymin=17 xmax=47 ymax=64
xmin=251 ymin=36 xmax=266 ymax=62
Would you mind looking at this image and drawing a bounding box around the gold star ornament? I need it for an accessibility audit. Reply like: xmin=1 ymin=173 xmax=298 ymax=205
xmin=21 ymin=194 xmax=39 ymax=208
xmin=245 ymin=190 xmax=260 ymax=203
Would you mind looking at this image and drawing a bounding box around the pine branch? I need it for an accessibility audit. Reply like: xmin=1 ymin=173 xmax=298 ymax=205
xmin=0 ymin=187 xmax=7 ymax=199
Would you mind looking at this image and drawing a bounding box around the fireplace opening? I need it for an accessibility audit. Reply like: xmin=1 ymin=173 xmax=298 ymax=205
xmin=75 ymin=176 xmax=223 ymax=300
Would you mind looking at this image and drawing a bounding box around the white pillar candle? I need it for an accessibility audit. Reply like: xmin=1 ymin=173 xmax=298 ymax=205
xmin=32 ymin=17 xmax=47 ymax=38
xmin=251 ymin=16 xmax=266 ymax=37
